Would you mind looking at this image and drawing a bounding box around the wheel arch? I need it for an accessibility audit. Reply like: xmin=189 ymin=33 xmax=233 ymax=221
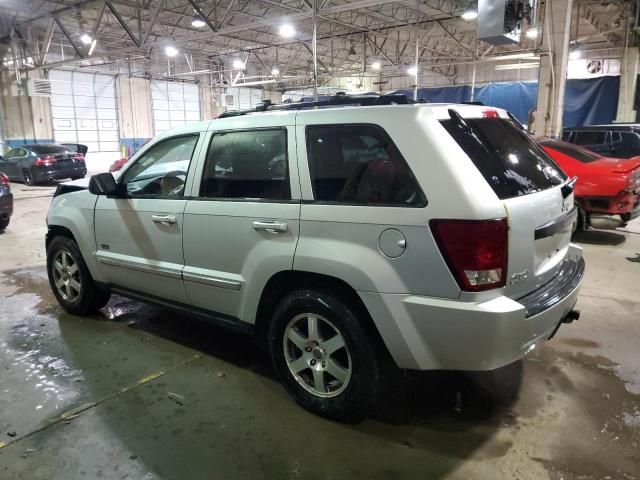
xmin=253 ymin=270 xmax=389 ymax=356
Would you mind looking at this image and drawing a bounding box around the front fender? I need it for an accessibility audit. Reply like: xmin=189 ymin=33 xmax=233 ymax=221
xmin=47 ymin=190 xmax=101 ymax=281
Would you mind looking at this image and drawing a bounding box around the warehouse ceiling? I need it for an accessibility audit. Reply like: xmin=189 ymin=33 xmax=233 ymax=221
xmin=0 ymin=0 xmax=635 ymax=88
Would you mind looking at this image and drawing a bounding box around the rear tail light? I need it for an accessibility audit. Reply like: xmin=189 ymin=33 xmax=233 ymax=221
xmin=0 ymin=173 xmax=9 ymax=186
xmin=34 ymin=155 xmax=56 ymax=166
xmin=430 ymin=218 xmax=508 ymax=292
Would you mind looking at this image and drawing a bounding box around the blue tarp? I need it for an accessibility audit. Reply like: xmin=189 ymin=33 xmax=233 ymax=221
xmin=391 ymin=76 xmax=620 ymax=127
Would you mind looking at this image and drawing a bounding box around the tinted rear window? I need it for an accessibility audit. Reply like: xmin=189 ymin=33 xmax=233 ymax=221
xmin=540 ymin=140 xmax=601 ymax=163
xmin=30 ymin=145 xmax=68 ymax=154
xmin=574 ymin=131 xmax=607 ymax=145
xmin=441 ymin=118 xmax=566 ymax=199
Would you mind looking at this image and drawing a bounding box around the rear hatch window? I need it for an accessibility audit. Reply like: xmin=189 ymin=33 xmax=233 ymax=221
xmin=441 ymin=117 xmax=566 ymax=199
xmin=30 ymin=145 xmax=69 ymax=155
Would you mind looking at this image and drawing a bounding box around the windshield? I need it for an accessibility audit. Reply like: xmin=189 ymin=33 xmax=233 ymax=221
xmin=441 ymin=117 xmax=567 ymax=200
xmin=540 ymin=140 xmax=602 ymax=163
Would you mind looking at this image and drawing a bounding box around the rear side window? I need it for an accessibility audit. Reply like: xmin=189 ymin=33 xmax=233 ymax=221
xmin=441 ymin=117 xmax=566 ymax=199
xmin=200 ymin=129 xmax=290 ymax=200
xmin=305 ymin=125 xmax=426 ymax=207
xmin=574 ymin=131 xmax=608 ymax=145
xmin=540 ymin=140 xmax=601 ymax=163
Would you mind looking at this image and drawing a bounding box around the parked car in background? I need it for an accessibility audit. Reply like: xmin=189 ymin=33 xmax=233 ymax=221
xmin=0 ymin=172 xmax=13 ymax=230
xmin=540 ymin=138 xmax=640 ymax=230
xmin=562 ymin=125 xmax=640 ymax=158
xmin=45 ymin=100 xmax=584 ymax=420
xmin=61 ymin=144 xmax=89 ymax=158
xmin=0 ymin=144 xmax=87 ymax=185
xmin=109 ymin=156 xmax=130 ymax=173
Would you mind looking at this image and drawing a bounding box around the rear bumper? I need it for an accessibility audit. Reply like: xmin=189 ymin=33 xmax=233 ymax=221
xmin=360 ymin=244 xmax=584 ymax=371
xmin=0 ymin=193 xmax=13 ymax=218
xmin=582 ymin=192 xmax=640 ymax=216
xmin=33 ymin=165 xmax=87 ymax=182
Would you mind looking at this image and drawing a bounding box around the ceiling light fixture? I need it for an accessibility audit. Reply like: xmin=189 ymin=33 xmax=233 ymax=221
xmin=165 ymin=46 xmax=178 ymax=57
xmin=371 ymin=60 xmax=381 ymax=70
xmin=279 ymin=24 xmax=295 ymax=38
xmin=192 ymin=14 xmax=206 ymax=28
xmin=80 ymin=33 xmax=92 ymax=45
xmin=526 ymin=27 xmax=538 ymax=39
xmin=494 ymin=62 xmax=540 ymax=70
xmin=461 ymin=10 xmax=478 ymax=21
xmin=88 ymin=39 xmax=97 ymax=56
xmin=232 ymin=58 xmax=246 ymax=69
xmin=271 ymin=67 xmax=280 ymax=76
xmin=407 ymin=66 xmax=418 ymax=76
xmin=348 ymin=43 xmax=357 ymax=56
xmin=569 ymin=49 xmax=582 ymax=60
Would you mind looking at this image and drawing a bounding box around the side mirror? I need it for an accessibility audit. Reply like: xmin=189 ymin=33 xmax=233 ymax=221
xmin=89 ymin=173 xmax=120 ymax=196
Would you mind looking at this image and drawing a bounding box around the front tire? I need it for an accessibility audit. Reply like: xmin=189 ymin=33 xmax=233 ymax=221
xmin=268 ymin=289 xmax=386 ymax=421
xmin=47 ymin=236 xmax=111 ymax=315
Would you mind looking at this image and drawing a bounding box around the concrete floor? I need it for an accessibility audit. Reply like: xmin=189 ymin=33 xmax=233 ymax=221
xmin=0 ymin=181 xmax=639 ymax=480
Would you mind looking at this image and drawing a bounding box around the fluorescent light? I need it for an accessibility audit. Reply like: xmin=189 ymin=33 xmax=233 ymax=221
xmin=232 ymin=58 xmax=246 ymax=69
xmin=271 ymin=67 xmax=280 ymax=76
xmin=165 ymin=46 xmax=178 ymax=57
xmin=88 ymin=39 xmax=97 ymax=56
xmin=461 ymin=10 xmax=478 ymax=21
xmin=494 ymin=62 xmax=540 ymax=70
xmin=192 ymin=15 xmax=206 ymax=28
xmin=371 ymin=60 xmax=381 ymax=70
xmin=80 ymin=34 xmax=92 ymax=45
xmin=526 ymin=27 xmax=538 ymax=39
xmin=407 ymin=66 xmax=418 ymax=76
xmin=279 ymin=24 xmax=295 ymax=38
xmin=569 ymin=50 xmax=582 ymax=60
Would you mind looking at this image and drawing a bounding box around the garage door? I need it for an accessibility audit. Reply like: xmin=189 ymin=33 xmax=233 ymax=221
xmin=150 ymin=81 xmax=201 ymax=133
xmin=49 ymin=70 xmax=120 ymax=167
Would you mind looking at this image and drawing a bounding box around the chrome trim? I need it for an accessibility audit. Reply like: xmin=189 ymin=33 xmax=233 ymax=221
xmin=96 ymin=253 xmax=182 ymax=280
xmin=182 ymin=271 xmax=242 ymax=291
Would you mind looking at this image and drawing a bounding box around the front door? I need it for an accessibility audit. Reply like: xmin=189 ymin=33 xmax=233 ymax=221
xmin=182 ymin=123 xmax=300 ymax=321
xmin=94 ymin=133 xmax=202 ymax=303
xmin=1 ymin=148 xmax=26 ymax=179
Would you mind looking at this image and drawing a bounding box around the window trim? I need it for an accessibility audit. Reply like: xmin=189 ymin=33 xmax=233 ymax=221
xmin=304 ymin=123 xmax=428 ymax=208
xmin=118 ymin=132 xmax=200 ymax=200
xmin=197 ymin=126 xmax=294 ymax=202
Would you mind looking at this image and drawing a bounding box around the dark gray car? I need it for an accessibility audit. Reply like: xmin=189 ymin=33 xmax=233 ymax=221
xmin=0 ymin=144 xmax=87 ymax=185
xmin=0 ymin=171 xmax=13 ymax=230
xmin=562 ymin=125 xmax=640 ymax=159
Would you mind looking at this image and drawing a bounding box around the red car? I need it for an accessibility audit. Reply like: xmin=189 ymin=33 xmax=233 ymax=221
xmin=539 ymin=138 xmax=640 ymax=230
xmin=109 ymin=156 xmax=130 ymax=173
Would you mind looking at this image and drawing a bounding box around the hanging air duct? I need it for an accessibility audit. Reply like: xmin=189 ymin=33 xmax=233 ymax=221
xmin=478 ymin=0 xmax=530 ymax=45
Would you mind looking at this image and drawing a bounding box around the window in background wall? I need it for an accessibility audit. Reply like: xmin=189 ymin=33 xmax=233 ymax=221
xmin=49 ymin=70 xmax=120 ymax=163
xmin=151 ymin=81 xmax=201 ymax=133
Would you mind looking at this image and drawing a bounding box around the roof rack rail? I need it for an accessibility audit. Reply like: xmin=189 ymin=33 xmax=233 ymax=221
xmin=217 ymin=94 xmax=414 ymax=118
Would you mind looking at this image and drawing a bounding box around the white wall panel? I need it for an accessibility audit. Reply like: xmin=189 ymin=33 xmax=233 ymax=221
xmin=49 ymin=70 xmax=120 ymax=160
xmin=151 ymin=81 xmax=201 ymax=133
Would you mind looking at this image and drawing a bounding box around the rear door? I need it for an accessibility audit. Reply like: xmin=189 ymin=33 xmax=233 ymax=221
xmin=439 ymin=108 xmax=573 ymax=298
xmin=181 ymin=119 xmax=300 ymax=321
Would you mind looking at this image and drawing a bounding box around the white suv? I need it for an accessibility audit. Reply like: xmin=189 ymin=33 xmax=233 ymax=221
xmin=45 ymin=99 xmax=584 ymax=420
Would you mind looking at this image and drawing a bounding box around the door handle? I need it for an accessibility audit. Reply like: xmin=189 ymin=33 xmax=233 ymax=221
xmin=252 ymin=220 xmax=288 ymax=233
xmin=152 ymin=214 xmax=177 ymax=225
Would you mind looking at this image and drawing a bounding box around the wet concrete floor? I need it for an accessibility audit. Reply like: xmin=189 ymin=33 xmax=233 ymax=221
xmin=0 ymin=182 xmax=639 ymax=479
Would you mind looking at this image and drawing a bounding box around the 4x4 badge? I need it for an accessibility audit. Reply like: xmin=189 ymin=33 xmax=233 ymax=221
xmin=510 ymin=269 xmax=529 ymax=286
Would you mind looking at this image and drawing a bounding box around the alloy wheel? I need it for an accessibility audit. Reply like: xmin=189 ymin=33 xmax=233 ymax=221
xmin=283 ymin=313 xmax=352 ymax=398
xmin=52 ymin=250 xmax=81 ymax=302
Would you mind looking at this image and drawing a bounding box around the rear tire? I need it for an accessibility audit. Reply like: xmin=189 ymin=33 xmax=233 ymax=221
xmin=0 ymin=216 xmax=9 ymax=230
xmin=47 ymin=236 xmax=111 ymax=315
xmin=268 ymin=288 xmax=387 ymax=422
xmin=22 ymin=168 xmax=35 ymax=186
xmin=71 ymin=175 xmax=85 ymax=180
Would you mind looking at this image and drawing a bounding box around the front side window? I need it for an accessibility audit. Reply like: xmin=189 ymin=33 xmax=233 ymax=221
xmin=305 ymin=125 xmax=426 ymax=206
xmin=122 ymin=134 xmax=199 ymax=197
xmin=200 ymin=129 xmax=290 ymax=200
